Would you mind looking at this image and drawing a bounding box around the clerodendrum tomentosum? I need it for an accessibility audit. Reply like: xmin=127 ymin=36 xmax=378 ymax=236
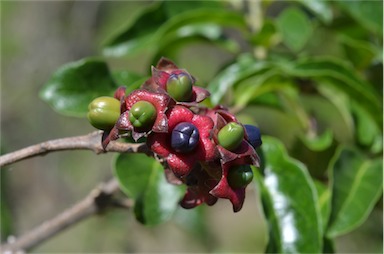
xmin=87 ymin=57 xmax=262 ymax=212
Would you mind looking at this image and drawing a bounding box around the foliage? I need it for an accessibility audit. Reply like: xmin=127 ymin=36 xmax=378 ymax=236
xmin=25 ymin=0 xmax=384 ymax=252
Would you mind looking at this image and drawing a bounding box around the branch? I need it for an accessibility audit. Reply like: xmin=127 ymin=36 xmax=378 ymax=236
xmin=0 ymin=131 xmax=151 ymax=167
xmin=0 ymin=178 xmax=131 ymax=253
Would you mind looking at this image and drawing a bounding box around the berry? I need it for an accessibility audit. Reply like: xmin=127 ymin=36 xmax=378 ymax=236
xmin=166 ymin=73 xmax=193 ymax=101
xmin=129 ymin=101 xmax=157 ymax=129
xmin=227 ymin=165 xmax=253 ymax=189
xmin=244 ymin=124 xmax=262 ymax=148
xmin=171 ymin=122 xmax=200 ymax=153
xmin=218 ymin=122 xmax=244 ymax=151
xmin=87 ymin=96 xmax=120 ymax=130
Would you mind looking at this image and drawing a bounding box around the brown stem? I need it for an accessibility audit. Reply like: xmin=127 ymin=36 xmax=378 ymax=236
xmin=0 ymin=178 xmax=130 ymax=253
xmin=0 ymin=131 xmax=150 ymax=167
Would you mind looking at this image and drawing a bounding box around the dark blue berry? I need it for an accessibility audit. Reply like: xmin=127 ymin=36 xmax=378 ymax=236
xmin=244 ymin=124 xmax=262 ymax=148
xmin=171 ymin=122 xmax=200 ymax=153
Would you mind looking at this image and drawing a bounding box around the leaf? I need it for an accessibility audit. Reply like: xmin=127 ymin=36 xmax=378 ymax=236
xmin=103 ymin=3 xmax=246 ymax=58
xmin=151 ymin=23 xmax=240 ymax=63
xmin=233 ymin=70 xmax=281 ymax=107
xmin=351 ymin=101 xmax=383 ymax=153
xmin=296 ymin=0 xmax=333 ymax=24
xmin=280 ymin=57 xmax=381 ymax=119
xmin=255 ymin=136 xmax=322 ymax=253
xmin=339 ymin=35 xmax=378 ymax=69
xmin=114 ymin=153 xmax=185 ymax=225
xmin=299 ymin=129 xmax=334 ymax=152
xmin=250 ymin=19 xmax=280 ymax=48
xmin=208 ymin=54 xmax=272 ymax=105
xmin=163 ymin=0 xmax=225 ymax=17
xmin=111 ymin=70 xmax=146 ymax=94
xmin=327 ymin=147 xmax=383 ymax=237
xmin=103 ymin=2 xmax=168 ymax=57
xmin=276 ymin=7 xmax=313 ymax=52
xmin=313 ymin=180 xmax=331 ymax=231
xmin=335 ymin=0 xmax=383 ymax=35
xmin=40 ymin=58 xmax=119 ymax=117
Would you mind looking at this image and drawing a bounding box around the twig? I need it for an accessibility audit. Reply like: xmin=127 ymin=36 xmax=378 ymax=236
xmin=0 ymin=131 xmax=150 ymax=167
xmin=0 ymin=178 xmax=129 ymax=253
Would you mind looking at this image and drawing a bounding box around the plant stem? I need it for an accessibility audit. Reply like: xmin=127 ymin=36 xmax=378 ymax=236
xmin=0 ymin=178 xmax=130 ymax=253
xmin=0 ymin=131 xmax=150 ymax=168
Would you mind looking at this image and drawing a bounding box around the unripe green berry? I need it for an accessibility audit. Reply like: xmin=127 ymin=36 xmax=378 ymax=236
xmin=87 ymin=96 xmax=121 ymax=130
xmin=166 ymin=74 xmax=193 ymax=101
xmin=129 ymin=101 xmax=157 ymax=129
xmin=227 ymin=165 xmax=253 ymax=189
xmin=218 ymin=122 xmax=244 ymax=151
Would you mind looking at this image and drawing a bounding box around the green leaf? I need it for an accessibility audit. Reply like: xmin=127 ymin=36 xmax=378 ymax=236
xmin=339 ymin=35 xmax=378 ymax=69
xmin=103 ymin=3 xmax=246 ymax=58
xmin=103 ymin=2 xmax=168 ymax=57
xmin=276 ymin=7 xmax=313 ymax=52
xmin=151 ymin=23 xmax=240 ymax=63
xmin=250 ymin=19 xmax=280 ymax=48
xmin=335 ymin=0 xmax=383 ymax=35
xmin=299 ymin=129 xmax=334 ymax=152
xmin=296 ymin=0 xmax=333 ymax=24
xmin=313 ymin=180 xmax=331 ymax=231
xmin=208 ymin=54 xmax=272 ymax=105
xmin=40 ymin=58 xmax=119 ymax=117
xmin=327 ymin=147 xmax=383 ymax=237
xmin=114 ymin=153 xmax=185 ymax=225
xmin=351 ymin=102 xmax=383 ymax=153
xmin=233 ymin=70 xmax=281 ymax=108
xmin=281 ymin=57 xmax=381 ymax=119
xmin=255 ymin=136 xmax=322 ymax=253
xmin=163 ymin=0 xmax=225 ymax=17
xmin=111 ymin=70 xmax=145 ymax=94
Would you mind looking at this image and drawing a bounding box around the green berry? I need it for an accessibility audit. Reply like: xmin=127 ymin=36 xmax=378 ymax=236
xmin=87 ymin=96 xmax=121 ymax=130
xmin=129 ymin=101 xmax=157 ymax=129
xmin=227 ymin=165 xmax=253 ymax=189
xmin=166 ymin=74 xmax=193 ymax=101
xmin=218 ymin=122 xmax=244 ymax=151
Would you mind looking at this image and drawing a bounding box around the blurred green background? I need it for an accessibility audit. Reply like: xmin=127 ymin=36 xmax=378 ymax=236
xmin=1 ymin=1 xmax=382 ymax=253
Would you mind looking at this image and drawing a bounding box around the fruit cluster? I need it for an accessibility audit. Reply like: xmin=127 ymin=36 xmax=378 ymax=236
xmin=88 ymin=58 xmax=261 ymax=212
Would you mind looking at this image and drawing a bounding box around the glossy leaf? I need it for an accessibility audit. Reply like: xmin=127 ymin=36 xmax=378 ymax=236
xmin=327 ymin=147 xmax=383 ymax=237
xmin=335 ymin=0 xmax=383 ymax=35
xmin=255 ymin=136 xmax=322 ymax=253
xmin=103 ymin=2 xmax=168 ymax=57
xmin=276 ymin=7 xmax=313 ymax=52
xmin=104 ymin=2 xmax=246 ymax=58
xmin=208 ymin=54 xmax=272 ymax=105
xmin=299 ymin=129 xmax=334 ymax=152
xmin=296 ymin=0 xmax=333 ymax=24
xmin=313 ymin=180 xmax=331 ymax=231
xmin=351 ymin=101 xmax=383 ymax=153
xmin=233 ymin=70 xmax=281 ymax=108
xmin=280 ymin=57 xmax=381 ymax=118
xmin=114 ymin=153 xmax=185 ymax=225
xmin=40 ymin=58 xmax=118 ymax=117
xmin=151 ymin=23 xmax=240 ymax=63
xmin=250 ymin=19 xmax=280 ymax=48
xmin=112 ymin=70 xmax=146 ymax=94
xmin=339 ymin=35 xmax=378 ymax=69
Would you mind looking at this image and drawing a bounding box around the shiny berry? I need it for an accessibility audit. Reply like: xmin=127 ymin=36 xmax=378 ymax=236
xmin=87 ymin=96 xmax=121 ymax=130
xmin=218 ymin=122 xmax=244 ymax=151
xmin=227 ymin=165 xmax=253 ymax=189
xmin=171 ymin=122 xmax=200 ymax=153
xmin=129 ymin=101 xmax=157 ymax=129
xmin=166 ymin=73 xmax=193 ymax=101
xmin=244 ymin=124 xmax=262 ymax=148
